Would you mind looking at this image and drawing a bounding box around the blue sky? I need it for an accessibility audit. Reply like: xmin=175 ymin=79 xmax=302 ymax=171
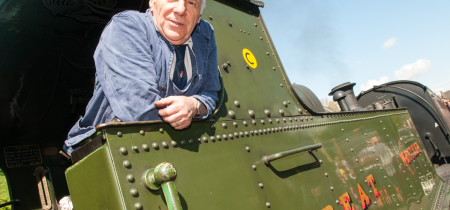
xmin=260 ymin=0 xmax=450 ymax=99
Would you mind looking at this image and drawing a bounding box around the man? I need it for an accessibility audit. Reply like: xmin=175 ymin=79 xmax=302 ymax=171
xmin=63 ymin=0 xmax=220 ymax=156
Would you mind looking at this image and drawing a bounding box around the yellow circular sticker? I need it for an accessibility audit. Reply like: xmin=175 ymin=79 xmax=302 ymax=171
xmin=242 ymin=48 xmax=257 ymax=68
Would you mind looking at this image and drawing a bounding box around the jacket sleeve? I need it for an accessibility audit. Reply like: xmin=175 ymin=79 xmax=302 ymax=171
xmin=94 ymin=13 xmax=162 ymax=122
xmin=191 ymin=26 xmax=221 ymax=119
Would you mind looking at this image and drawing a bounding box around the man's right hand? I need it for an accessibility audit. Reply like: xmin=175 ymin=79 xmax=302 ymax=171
xmin=154 ymin=96 xmax=198 ymax=129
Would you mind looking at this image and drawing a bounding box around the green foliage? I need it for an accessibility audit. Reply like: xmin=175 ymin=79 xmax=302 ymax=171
xmin=0 ymin=169 xmax=11 ymax=210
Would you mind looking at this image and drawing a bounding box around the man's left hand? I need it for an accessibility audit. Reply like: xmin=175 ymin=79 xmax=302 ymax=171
xmin=154 ymin=96 xmax=198 ymax=129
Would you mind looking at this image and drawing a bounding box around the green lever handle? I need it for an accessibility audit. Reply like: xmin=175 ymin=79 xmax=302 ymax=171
xmin=143 ymin=162 xmax=183 ymax=210
xmin=262 ymin=143 xmax=323 ymax=164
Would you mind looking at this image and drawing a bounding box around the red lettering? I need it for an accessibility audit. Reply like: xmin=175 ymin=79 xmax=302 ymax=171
xmin=366 ymin=174 xmax=379 ymax=197
xmin=357 ymin=184 xmax=371 ymax=209
xmin=339 ymin=192 xmax=355 ymax=210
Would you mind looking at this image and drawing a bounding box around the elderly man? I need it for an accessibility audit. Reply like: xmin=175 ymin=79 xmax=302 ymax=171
xmin=63 ymin=0 xmax=220 ymax=156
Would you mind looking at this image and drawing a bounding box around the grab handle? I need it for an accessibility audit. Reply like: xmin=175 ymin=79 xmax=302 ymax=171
xmin=262 ymin=143 xmax=323 ymax=164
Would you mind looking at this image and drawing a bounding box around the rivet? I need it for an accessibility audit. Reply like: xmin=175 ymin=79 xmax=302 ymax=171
xmin=283 ymin=101 xmax=288 ymax=107
xmin=222 ymin=63 xmax=228 ymax=69
xmin=355 ymin=159 xmax=358 ymax=162
xmin=117 ymin=131 xmax=122 ymax=137
xmin=222 ymin=134 xmax=228 ymax=140
xmin=258 ymin=182 xmax=263 ymax=188
xmin=162 ymin=141 xmax=169 ymax=148
xmin=410 ymin=185 xmax=413 ymax=188
xmin=188 ymin=139 xmax=194 ymax=144
xmin=264 ymin=109 xmax=271 ymax=117
xmin=325 ymin=173 xmax=328 ymax=177
xmin=134 ymin=202 xmax=143 ymax=210
xmin=280 ymin=84 xmax=283 ymax=87
xmin=216 ymin=135 xmax=221 ymax=141
xmin=342 ymin=128 xmax=344 ymax=132
xmin=228 ymin=134 xmax=233 ymax=139
xmin=298 ymin=108 xmax=303 ymax=114
xmin=209 ymin=136 xmax=215 ymax=142
xmin=233 ymin=122 xmax=238 ymax=127
xmin=252 ymin=120 xmax=256 ymax=125
xmin=374 ymin=201 xmax=377 ymax=205
xmin=245 ymin=131 xmax=249 ymax=136
xmin=171 ymin=140 xmax=178 ymax=147
xmin=139 ymin=130 xmax=145 ymax=135
xmin=180 ymin=140 xmax=186 ymax=146
xmin=234 ymin=132 xmax=239 ymax=138
xmin=228 ymin=22 xmax=232 ymax=26
xmin=276 ymin=119 xmax=279 ymax=123
xmin=234 ymin=100 xmax=240 ymax=107
xmin=268 ymin=119 xmax=272 ymax=123
xmin=197 ymin=138 xmax=201 ymax=142
xmin=159 ymin=128 xmax=164 ymax=133
xmin=266 ymin=202 xmax=271 ymax=208
xmin=336 ymin=200 xmax=339 ymax=204
xmin=120 ymin=147 xmax=128 ymax=155
xmin=132 ymin=146 xmax=138 ymax=152
xmin=360 ymin=169 xmax=363 ymax=172
xmin=319 ymin=160 xmax=323 ymax=164
xmin=259 ymin=129 xmax=263 ymax=134
xmin=380 ymin=167 xmax=383 ymax=170
xmin=279 ymin=109 xmax=285 ymax=116
xmin=152 ymin=142 xmax=159 ymax=150
xmin=126 ymin=174 xmax=135 ymax=182
xmin=260 ymin=37 xmax=263 ymax=40
xmin=351 ymin=149 xmax=353 ymax=152
xmin=396 ymin=204 xmax=399 ymax=207
xmin=263 ymin=129 xmax=267 ymax=133
xmin=228 ymin=110 xmax=236 ymax=119
xmin=243 ymin=121 xmax=248 ymax=126
xmin=252 ymin=164 xmax=257 ymax=170
xmin=254 ymin=130 xmax=258 ymax=135
xmin=222 ymin=123 xmax=227 ymax=128
xmin=346 ymin=138 xmax=349 ymax=142
xmin=266 ymin=52 xmax=269 ymax=55
xmin=310 ymin=117 xmax=313 ymax=120
xmin=208 ymin=15 xmax=212 ymax=20
xmin=330 ymin=186 xmax=334 ymax=191
xmin=254 ymin=23 xmax=257 ymax=27
xmin=130 ymin=188 xmax=138 ymax=197
xmin=211 ymin=124 xmax=216 ymax=129
xmin=248 ymin=110 xmax=255 ymax=118
xmin=376 ymin=158 xmax=379 ymax=161
xmin=123 ymin=160 xmax=131 ymax=168
xmin=365 ymin=133 xmax=367 ymax=136
xmin=384 ymin=176 xmax=387 ymax=179
xmin=245 ymin=146 xmax=250 ymax=152
xmin=142 ymin=144 xmax=149 ymax=151
xmin=202 ymin=136 xmax=208 ymax=143
xmin=261 ymin=119 xmax=265 ymax=124
xmin=388 ymin=185 xmax=391 ymax=188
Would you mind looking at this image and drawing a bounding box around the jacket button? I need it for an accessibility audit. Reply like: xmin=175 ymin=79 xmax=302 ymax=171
xmin=161 ymin=86 xmax=167 ymax=91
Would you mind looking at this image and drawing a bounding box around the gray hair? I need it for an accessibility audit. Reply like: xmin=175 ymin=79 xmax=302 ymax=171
xmin=153 ymin=0 xmax=206 ymax=15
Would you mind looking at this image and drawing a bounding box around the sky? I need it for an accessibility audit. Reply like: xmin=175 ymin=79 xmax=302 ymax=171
xmin=260 ymin=0 xmax=450 ymax=100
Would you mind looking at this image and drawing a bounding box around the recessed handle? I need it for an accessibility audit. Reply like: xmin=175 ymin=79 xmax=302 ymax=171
xmin=262 ymin=143 xmax=323 ymax=164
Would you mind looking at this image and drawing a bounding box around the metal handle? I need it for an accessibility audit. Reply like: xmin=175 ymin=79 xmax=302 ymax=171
xmin=142 ymin=162 xmax=183 ymax=210
xmin=262 ymin=143 xmax=323 ymax=164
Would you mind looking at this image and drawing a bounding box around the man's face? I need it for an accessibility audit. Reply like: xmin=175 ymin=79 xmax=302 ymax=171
xmin=149 ymin=0 xmax=202 ymax=45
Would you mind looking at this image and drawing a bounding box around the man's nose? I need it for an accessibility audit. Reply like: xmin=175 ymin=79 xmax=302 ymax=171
xmin=173 ymin=0 xmax=187 ymax=16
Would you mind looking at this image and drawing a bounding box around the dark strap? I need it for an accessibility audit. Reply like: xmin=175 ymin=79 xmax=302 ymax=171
xmin=173 ymin=45 xmax=188 ymax=89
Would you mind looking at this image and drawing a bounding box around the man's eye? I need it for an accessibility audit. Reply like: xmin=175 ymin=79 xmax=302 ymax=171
xmin=188 ymin=1 xmax=197 ymax=6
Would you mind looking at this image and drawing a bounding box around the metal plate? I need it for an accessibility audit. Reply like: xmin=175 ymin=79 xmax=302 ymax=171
xmin=4 ymin=145 xmax=42 ymax=168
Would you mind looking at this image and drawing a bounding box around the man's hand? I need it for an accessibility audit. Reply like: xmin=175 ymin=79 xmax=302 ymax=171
xmin=154 ymin=96 xmax=198 ymax=129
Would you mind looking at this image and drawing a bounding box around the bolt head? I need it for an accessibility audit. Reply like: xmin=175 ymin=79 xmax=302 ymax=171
xmin=134 ymin=202 xmax=143 ymax=210
xmin=130 ymin=188 xmax=138 ymax=196
xmin=139 ymin=130 xmax=145 ymax=135
xmin=152 ymin=142 xmax=159 ymax=149
xmin=126 ymin=174 xmax=135 ymax=183
xmin=188 ymin=139 xmax=194 ymax=144
xmin=216 ymin=135 xmax=221 ymax=141
xmin=162 ymin=141 xmax=169 ymax=147
xmin=245 ymin=146 xmax=250 ymax=152
xmin=117 ymin=131 xmax=122 ymax=137
xmin=252 ymin=164 xmax=256 ymax=170
xmin=266 ymin=202 xmax=271 ymax=207
xmin=171 ymin=140 xmax=178 ymax=147
xmin=123 ymin=160 xmax=131 ymax=168
xmin=258 ymin=183 xmax=264 ymax=188
xmin=119 ymin=147 xmax=128 ymax=155
xmin=142 ymin=144 xmax=149 ymax=151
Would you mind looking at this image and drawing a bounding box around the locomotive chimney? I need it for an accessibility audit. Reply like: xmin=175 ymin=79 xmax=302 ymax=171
xmin=329 ymin=82 xmax=366 ymax=111
xmin=332 ymin=91 xmax=350 ymax=111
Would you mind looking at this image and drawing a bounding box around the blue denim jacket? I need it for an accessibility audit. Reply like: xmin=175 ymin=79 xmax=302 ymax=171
xmin=63 ymin=10 xmax=220 ymax=155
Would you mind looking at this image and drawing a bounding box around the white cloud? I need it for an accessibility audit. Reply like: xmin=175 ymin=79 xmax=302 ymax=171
xmin=382 ymin=37 xmax=397 ymax=49
xmin=394 ymin=59 xmax=431 ymax=80
xmin=360 ymin=76 xmax=390 ymax=91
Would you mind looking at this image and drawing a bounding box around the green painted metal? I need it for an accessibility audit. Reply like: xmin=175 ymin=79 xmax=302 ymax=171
xmin=64 ymin=0 xmax=449 ymax=209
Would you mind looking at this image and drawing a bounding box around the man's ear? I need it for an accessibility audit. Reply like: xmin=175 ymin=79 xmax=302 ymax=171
xmin=148 ymin=0 xmax=154 ymax=12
